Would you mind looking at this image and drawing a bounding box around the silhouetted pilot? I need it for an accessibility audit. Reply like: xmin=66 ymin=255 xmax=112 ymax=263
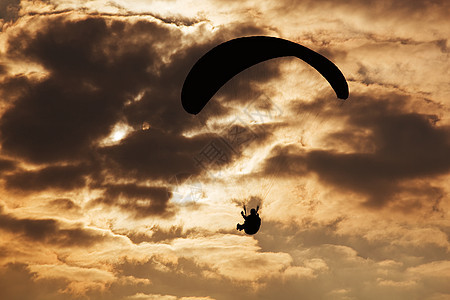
xmin=237 ymin=206 xmax=261 ymax=235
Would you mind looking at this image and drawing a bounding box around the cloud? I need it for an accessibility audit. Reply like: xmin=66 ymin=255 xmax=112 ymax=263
xmin=0 ymin=263 xmax=68 ymax=300
xmin=261 ymin=93 xmax=450 ymax=207
xmin=47 ymin=198 xmax=81 ymax=211
xmin=0 ymin=15 xmax=275 ymax=224
xmin=29 ymin=264 xmax=116 ymax=294
xmin=99 ymin=129 xmax=216 ymax=181
xmin=169 ymin=234 xmax=294 ymax=282
xmin=4 ymin=164 xmax=89 ymax=191
xmin=0 ymin=158 xmax=16 ymax=173
xmin=127 ymin=293 xmax=177 ymax=300
xmin=127 ymin=293 xmax=216 ymax=300
xmin=119 ymin=22 xmax=269 ymax=134
xmin=407 ymin=260 xmax=450 ymax=278
xmin=89 ymin=183 xmax=174 ymax=218
xmin=118 ymin=225 xmax=187 ymax=244
xmin=0 ymin=14 xmax=271 ymax=181
xmin=0 ymin=0 xmax=20 ymax=23
xmin=0 ymin=205 xmax=108 ymax=247
xmin=1 ymin=17 xmax=161 ymax=163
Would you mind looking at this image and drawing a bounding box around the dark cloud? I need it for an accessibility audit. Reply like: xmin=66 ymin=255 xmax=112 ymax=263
xmin=114 ymin=225 xmax=200 ymax=244
xmin=0 ymin=63 xmax=7 ymax=75
xmin=262 ymin=94 xmax=450 ymax=207
xmin=4 ymin=164 xmax=89 ymax=191
xmin=435 ymin=39 xmax=448 ymax=53
xmin=0 ymin=76 xmax=122 ymax=163
xmin=48 ymin=198 xmax=81 ymax=211
xmin=0 ymin=75 xmax=30 ymax=107
xmin=89 ymin=183 xmax=173 ymax=218
xmin=259 ymin=144 xmax=309 ymax=176
xmin=99 ymin=128 xmax=217 ymax=180
xmin=0 ymin=205 xmax=107 ymax=247
xmin=0 ymin=17 xmax=170 ymax=163
xmin=100 ymin=119 xmax=275 ymax=187
xmin=0 ymin=158 xmax=16 ymax=173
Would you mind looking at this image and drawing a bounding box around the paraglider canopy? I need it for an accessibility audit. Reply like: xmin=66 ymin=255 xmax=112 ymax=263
xmin=181 ymin=36 xmax=349 ymax=115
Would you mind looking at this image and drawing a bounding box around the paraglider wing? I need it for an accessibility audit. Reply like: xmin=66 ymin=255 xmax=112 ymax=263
xmin=181 ymin=36 xmax=349 ymax=115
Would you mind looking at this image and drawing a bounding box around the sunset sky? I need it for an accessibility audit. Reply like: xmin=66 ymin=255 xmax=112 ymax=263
xmin=0 ymin=0 xmax=449 ymax=299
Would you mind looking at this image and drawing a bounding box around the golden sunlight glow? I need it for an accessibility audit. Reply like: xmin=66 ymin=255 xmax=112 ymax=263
xmin=141 ymin=121 xmax=151 ymax=130
xmin=99 ymin=122 xmax=134 ymax=146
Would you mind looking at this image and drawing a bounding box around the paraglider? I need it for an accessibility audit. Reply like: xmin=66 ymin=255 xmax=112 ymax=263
xmin=237 ymin=205 xmax=261 ymax=235
xmin=181 ymin=36 xmax=349 ymax=115
xmin=180 ymin=36 xmax=349 ymax=235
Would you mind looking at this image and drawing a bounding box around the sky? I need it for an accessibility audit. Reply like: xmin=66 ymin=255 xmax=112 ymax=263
xmin=0 ymin=0 xmax=449 ymax=299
